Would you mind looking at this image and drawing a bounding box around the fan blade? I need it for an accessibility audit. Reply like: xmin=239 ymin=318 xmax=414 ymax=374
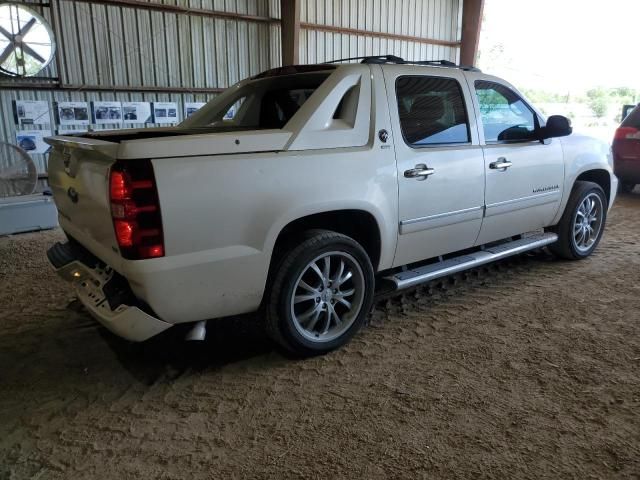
xmin=0 ymin=26 xmax=13 ymax=41
xmin=0 ymin=178 xmax=36 ymax=196
xmin=0 ymin=44 xmax=15 ymax=66
xmin=21 ymin=43 xmax=46 ymax=64
xmin=0 ymin=141 xmax=38 ymax=197
xmin=0 ymin=163 xmax=29 ymax=179
xmin=18 ymin=17 xmax=37 ymax=37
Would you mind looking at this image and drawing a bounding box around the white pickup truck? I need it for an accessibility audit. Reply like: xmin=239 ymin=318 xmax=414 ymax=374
xmin=46 ymin=56 xmax=617 ymax=356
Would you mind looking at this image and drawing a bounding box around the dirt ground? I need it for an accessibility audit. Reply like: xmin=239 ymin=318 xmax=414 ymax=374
xmin=1 ymin=193 xmax=639 ymax=480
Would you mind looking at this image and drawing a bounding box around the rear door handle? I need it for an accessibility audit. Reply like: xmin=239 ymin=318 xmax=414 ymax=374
xmin=489 ymin=157 xmax=513 ymax=170
xmin=404 ymin=164 xmax=436 ymax=180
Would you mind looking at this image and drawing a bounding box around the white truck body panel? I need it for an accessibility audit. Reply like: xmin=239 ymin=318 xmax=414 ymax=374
xmin=553 ymin=133 xmax=617 ymax=224
xmin=382 ymin=65 xmax=486 ymax=266
xmin=118 ymin=129 xmax=293 ymax=160
xmin=462 ymin=71 xmax=566 ymax=244
xmin=286 ymin=66 xmax=372 ymax=150
xmin=45 ymin=63 xmax=617 ymax=341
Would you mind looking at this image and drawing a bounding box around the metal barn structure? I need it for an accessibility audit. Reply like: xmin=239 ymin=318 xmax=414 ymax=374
xmin=0 ymin=0 xmax=483 ymax=186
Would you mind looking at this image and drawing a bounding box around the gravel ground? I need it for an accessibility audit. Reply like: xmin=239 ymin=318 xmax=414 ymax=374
xmin=1 ymin=192 xmax=639 ymax=480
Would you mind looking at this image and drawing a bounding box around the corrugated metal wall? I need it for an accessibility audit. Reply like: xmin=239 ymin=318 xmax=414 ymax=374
xmin=0 ymin=89 xmax=218 ymax=175
xmin=1 ymin=0 xmax=282 ymax=175
xmin=55 ymin=0 xmax=278 ymax=88
xmin=1 ymin=0 xmax=461 ymax=177
xmin=299 ymin=0 xmax=461 ymax=64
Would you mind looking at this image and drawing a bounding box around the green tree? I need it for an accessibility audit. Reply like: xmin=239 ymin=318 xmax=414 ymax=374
xmin=586 ymin=87 xmax=609 ymax=118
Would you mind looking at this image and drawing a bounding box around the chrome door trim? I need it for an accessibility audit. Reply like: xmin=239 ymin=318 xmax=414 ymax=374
xmin=400 ymin=205 xmax=484 ymax=235
xmin=484 ymin=190 xmax=560 ymax=217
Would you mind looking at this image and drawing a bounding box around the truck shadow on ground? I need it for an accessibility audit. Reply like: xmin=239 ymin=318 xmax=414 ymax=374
xmin=4 ymin=192 xmax=631 ymax=392
xmin=98 ymin=310 xmax=279 ymax=384
xmin=97 ymin=249 xmax=566 ymax=385
xmin=0 ymin=233 xmax=614 ymax=401
xmin=103 ymin=191 xmax=640 ymax=381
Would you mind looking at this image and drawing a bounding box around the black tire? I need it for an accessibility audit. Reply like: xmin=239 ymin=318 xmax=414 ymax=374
xmin=549 ymin=181 xmax=607 ymax=260
xmin=265 ymin=230 xmax=375 ymax=357
xmin=619 ymin=182 xmax=636 ymax=194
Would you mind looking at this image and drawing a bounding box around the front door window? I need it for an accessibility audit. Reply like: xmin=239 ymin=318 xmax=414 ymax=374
xmin=475 ymin=81 xmax=537 ymax=143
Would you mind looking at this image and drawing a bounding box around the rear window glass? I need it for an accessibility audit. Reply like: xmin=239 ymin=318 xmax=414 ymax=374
xmin=180 ymin=72 xmax=331 ymax=131
xmin=396 ymin=76 xmax=470 ymax=146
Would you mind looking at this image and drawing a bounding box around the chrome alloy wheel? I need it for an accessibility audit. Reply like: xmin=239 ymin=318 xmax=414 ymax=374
xmin=290 ymin=251 xmax=366 ymax=343
xmin=572 ymin=192 xmax=604 ymax=253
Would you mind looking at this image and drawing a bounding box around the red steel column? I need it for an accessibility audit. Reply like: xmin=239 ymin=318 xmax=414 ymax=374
xmin=280 ymin=0 xmax=300 ymax=65
xmin=460 ymin=0 xmax=485 ymax=66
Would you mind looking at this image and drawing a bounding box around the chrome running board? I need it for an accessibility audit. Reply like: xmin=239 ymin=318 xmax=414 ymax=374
xmin=385 ymin=232 xmax=558 ymax=290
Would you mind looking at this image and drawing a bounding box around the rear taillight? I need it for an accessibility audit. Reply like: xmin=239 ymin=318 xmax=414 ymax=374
xmin=109 ymin=160 xmax=164 ymax=259
xmin=614 ymin=126 xmax=640 ymax=140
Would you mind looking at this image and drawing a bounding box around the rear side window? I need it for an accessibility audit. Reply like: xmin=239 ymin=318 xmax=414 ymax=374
xmin=622 ymin=105 xmax=640 ymax=128
xmin=257 ymin=88 xmax=317 ymax=128
xmin=475 ymin=81 xmax=537 ymax=143
xmin=180 ymin=72 xmax=330 ymax=131
xmin=396 ymin=76 xmax=470 ymax=146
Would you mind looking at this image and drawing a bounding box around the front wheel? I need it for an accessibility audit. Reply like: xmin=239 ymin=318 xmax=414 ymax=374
xmin=549 ymin=181 xmax=607 ymax=260
xmin=265 ymin=230 xmax=375 ymax=357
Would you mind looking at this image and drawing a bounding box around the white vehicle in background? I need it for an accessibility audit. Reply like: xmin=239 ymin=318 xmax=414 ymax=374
xmin=45 ymin=55 xmax=617 ymax=356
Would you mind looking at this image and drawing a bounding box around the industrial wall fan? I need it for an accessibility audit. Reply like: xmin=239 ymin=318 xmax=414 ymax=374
xmin=0 ymin=141 xmax=37 ymax=197
xmin=0 ymin=2 xmax=56 ymax=77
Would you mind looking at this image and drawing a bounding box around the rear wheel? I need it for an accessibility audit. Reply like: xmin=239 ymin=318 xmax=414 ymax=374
xmin=265 ymin=230 xmax=375 ymax=356
xmin=549 ymin=181 xmax=607 ymax=260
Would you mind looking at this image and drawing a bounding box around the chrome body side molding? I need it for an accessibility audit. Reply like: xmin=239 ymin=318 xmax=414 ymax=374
xmin=399 ymin=205 xmax=484 ymax=235
xmin=484 ymin=190 xmax=560 ymax=217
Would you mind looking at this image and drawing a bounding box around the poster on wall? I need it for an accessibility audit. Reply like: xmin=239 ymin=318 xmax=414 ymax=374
xmin=14 ymin=100 xmax=50 ymax=125
xmin=223 ymin=103 xmax=238 ymax=120
xmin=122 ymin=102 xmax=152 ymax=124
xmin=15 ymin=130 xmax=52 ymax=155
xmin=153 ymin=102 xmax=179 ymax=124
xmin=184 ymin=102 xmax=206 ymax=118
xmin=93 ymin=101 xmax=122 ymax=124
xmin=56 ymin=102 xmax=90 ymax=126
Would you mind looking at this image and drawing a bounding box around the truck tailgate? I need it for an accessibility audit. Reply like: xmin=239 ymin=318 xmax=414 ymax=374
xmin=46 ymin=136 xmax=119 ymax=263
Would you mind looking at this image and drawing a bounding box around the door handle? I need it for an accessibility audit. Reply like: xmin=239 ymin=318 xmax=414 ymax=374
xmin=489 ymin=157 xmax=513 ymax=170
xmin=404 ymin=164 xmax=436 ymax=180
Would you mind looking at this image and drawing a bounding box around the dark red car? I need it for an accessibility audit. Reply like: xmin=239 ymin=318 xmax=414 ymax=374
xmin=613 ymin=104 xmax=640 ymax=193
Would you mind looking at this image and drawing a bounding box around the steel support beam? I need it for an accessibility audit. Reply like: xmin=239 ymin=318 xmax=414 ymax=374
xmin=300 ymin=23 xmax=460 ymax=48
xmin=74 ymin=0 xmax=278 ymax=24
xmin=280 ymin=0 xmax=300 ymax=65
xmin=460 ymin=0 xmax=485 ymax=66
xmin=0 ymin=81 xmax=223 ymax=94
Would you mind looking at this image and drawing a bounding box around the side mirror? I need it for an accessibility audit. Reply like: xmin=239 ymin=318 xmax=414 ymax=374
xmin=542 ymin=115 xmax=572 ymax=139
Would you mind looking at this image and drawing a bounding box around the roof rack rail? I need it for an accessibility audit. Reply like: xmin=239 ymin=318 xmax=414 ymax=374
xmin=324 ymin=55 xmax=481 ymax=72
xmin=324 ymin=55 xmax=403 ymax=64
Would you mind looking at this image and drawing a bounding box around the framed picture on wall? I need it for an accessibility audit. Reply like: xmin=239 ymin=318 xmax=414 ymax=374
xmin=56 ymin=101 xmax=90 ymax=126
xmin=153 ymin=102 xmax=179 ymax=124
xmin=184 ymin=102 xmax=206 ymax=118
xmin=122 ymin=102 xmax=152 ymax=124
xmin=14 ymin=100 xmax=50 ymax=126
xmin=15 ymin=129 xmax=51 ymax=154
xmin=93 ymin=101 xmax=123 ymax=125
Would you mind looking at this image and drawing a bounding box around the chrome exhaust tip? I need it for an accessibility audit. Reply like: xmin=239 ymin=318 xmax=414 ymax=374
xmin=185 ymin=320 xmax=207 ymax=341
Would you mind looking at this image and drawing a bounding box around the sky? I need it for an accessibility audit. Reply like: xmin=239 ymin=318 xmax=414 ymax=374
xmin=477 ymin=0 xmax=640 ymax=94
